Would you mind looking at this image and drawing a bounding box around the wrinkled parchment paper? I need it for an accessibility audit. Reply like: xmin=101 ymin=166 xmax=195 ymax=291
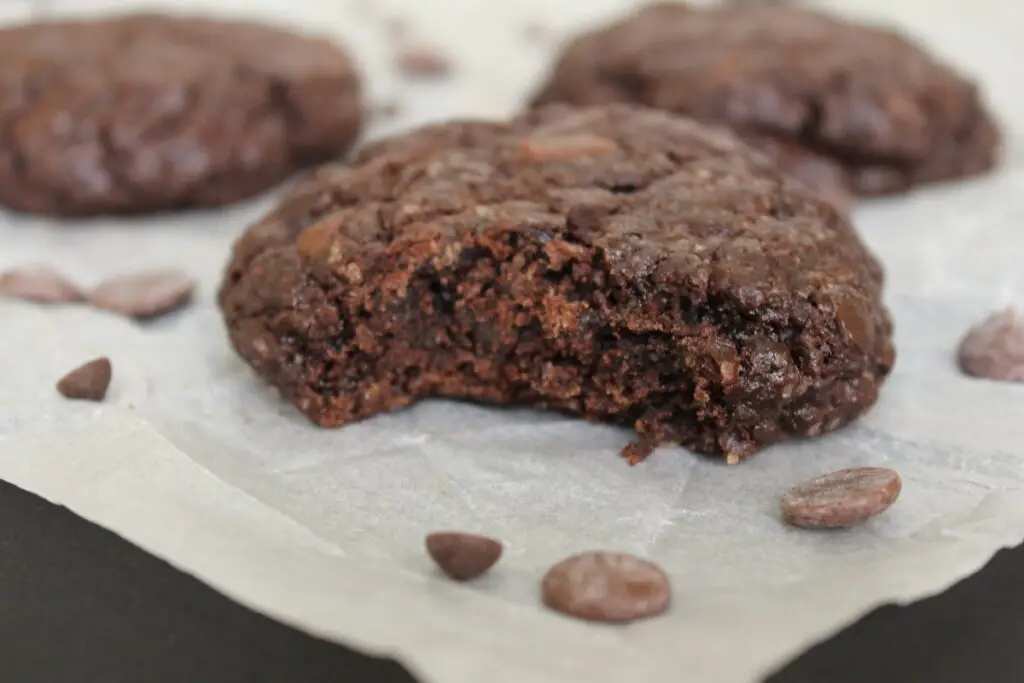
xmin=3 ymin=1 xmax=1024 ymax=681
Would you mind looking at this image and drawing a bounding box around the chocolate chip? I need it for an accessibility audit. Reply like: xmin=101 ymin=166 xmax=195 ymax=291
xmin=0 ymin=264 xmax=84 ymax=304
xmin=834 ymin=296 xmax=875 ymax=352
xmin=56 ymin=357 xmax=112 ymax=402
xmin=425 ymin=531 xmax=503 ymax=581
xmin=781 ymin=467 xmax=902 ymax=528
xmin=541 ymin=551 xmax=671 ymax=623
xmin=395 ymin=44 xmax=452 ymax=78
xmin=957 ymin=308 xmax=1024 ymax=382
xmin=89 ymin=270 xmax=195 ymax=320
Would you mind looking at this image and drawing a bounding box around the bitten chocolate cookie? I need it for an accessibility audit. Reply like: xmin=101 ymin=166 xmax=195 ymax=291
xmin=529 ymin=3 xmax=999 ymax=198
xmin=218 ymin=104 xmax=895 ymax=461
xmin=0 ymin=14 xmax=362 ymax=216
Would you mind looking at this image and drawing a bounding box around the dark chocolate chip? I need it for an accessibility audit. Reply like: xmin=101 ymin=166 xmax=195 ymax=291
xmin=425 ymin=531 xmax=503 ymax=581
xmin=56 ymin=357 xmax=112 ymax=402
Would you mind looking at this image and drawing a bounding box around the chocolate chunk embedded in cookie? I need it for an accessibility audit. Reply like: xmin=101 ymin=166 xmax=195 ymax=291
xmin=529 ymin=3 xmax=1000 ymax=198
xmin=218 ymin=104 xmax=895 ymax=461
xmin=0 ymin=14 xmax=363 ymax=216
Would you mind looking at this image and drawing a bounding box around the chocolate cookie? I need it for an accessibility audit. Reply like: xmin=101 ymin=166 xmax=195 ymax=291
xmin=218 ymin=104 xmax=895 ymax=461
xmin=529 ymin=3 xmax=999 ymax=198
xmin=0 ymin=14 xmax=362 ymax=216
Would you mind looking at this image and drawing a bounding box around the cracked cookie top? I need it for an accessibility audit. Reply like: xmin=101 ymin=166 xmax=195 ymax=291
xmin=225 ymin=103 xmax=885 ymax=313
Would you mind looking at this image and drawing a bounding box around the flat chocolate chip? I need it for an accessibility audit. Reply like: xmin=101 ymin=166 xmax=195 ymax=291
xmin=541 ymin=551 xmax=671 ymax=623
xmin=89 ymin=270 xmax=195 ymax=319
xmin=56 ymin=357 xmax=112 ymax=402
xmin=425 ymin=531 xmax=503 ymax=581
xmin=0 ymin=264 xmax=84 ymax=304
xmin=957 ymin=308 xmax=1024 ymax=382
xmin=781 ymin=467 xmax=902 ymax=528
xmin=395 ymin=44 xmax=452 ymax=78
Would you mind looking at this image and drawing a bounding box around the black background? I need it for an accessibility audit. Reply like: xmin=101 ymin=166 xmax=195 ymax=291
xmin=1 ymin=479 xmax=1020 ymax=683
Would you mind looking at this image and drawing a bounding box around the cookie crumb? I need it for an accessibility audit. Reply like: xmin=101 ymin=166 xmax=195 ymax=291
xmin=57 ymin=357 xmax=112 ymax=402
xmin=781 ymin=467 xmax=902 ymax=528
xmin=395 ymin=43 xmax=452 ymax=78
xmin=541 ymin=552 xmax=671 ymax=623
xmin=425 ymin=531 xmax=503 ymax=581
xmin=89 ymin=270 xmax=195 ymax=320
xmin=0 ymin=264 xmax=84 ymax=304
xmin=957 ymin=308 xmax=1024 ymax=381
xmin=620 ymin=440 xmax=655 ymax=465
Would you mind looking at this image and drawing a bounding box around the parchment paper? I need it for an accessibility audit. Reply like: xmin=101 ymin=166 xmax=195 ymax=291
xmin=3 ymin=1 xmax=1024 ymax=681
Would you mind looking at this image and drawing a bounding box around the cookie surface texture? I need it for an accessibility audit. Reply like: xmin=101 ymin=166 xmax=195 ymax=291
xmin=0 ymin=14 xmax=362 ymax=216
xmin=530 ymin=3 xmax=999 ymax=198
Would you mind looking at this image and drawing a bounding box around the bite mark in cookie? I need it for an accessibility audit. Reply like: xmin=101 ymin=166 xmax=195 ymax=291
xmin=218 ymin=104 xmax=895 ymax=461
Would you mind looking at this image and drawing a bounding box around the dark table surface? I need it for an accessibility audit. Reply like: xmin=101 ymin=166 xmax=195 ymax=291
xmin=1 ymin=478 xmax=1020 ymax=683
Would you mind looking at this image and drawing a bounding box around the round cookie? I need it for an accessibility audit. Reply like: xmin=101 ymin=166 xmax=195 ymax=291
xmin=0 ymin=14 xmax=363 ymax=216
xmin=219 ymin=104 xmax=895 ymax=462
xmin=530 ymin=3 xmax=1000 ymax=199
